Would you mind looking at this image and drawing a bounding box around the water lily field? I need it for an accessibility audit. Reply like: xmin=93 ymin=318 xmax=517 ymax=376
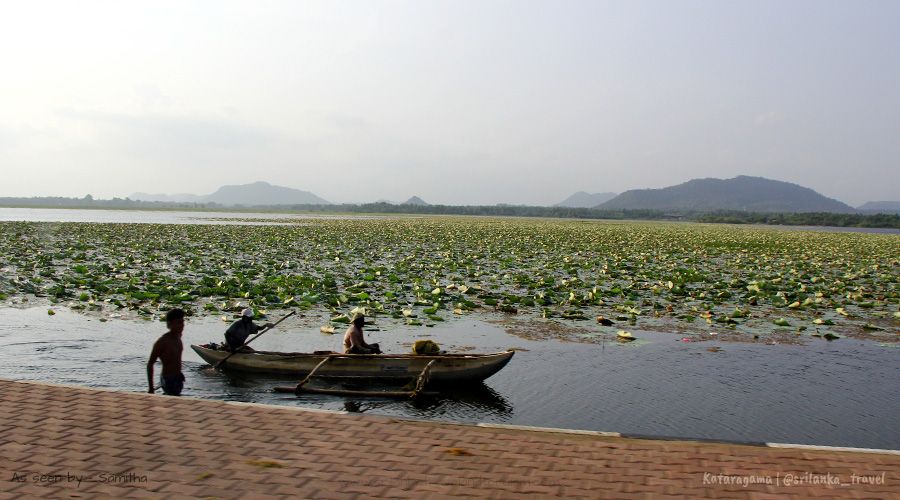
xmin=1 ymin=216 xmax=897 ymax=344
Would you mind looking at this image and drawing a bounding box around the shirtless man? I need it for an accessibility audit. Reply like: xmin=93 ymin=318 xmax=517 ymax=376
xmin=147 ymin=308 xmax=186 ymax=395
xmin=343 ymin=312 xmax=381 ymax=354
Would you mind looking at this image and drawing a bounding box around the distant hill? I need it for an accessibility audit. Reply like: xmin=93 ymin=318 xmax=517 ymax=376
xmin=555 ymin=191 xmax=617 ymax=208
xmin=131 ymin=181 xmax=330 ymax=206
xmin=857 ymin=201 xmax=900 ymax=214
xmin=206 ymin=181 xmax=330 ymax=206
xmin=597 ymin=176 xmax=856 ymax=213
xmin=402 ymin=196 xmax=429 ymax=206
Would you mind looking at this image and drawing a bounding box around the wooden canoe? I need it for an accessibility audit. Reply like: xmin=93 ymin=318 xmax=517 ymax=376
xmin=191 ymin=344 xmax=514 ymax=383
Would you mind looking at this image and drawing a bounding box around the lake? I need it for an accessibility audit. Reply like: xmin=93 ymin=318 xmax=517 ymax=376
xmin=1 ymin=306 xmax=897 ymax=450
xmin=0 ymin=207 xmax=897 ymax=450
xmin=0 ymin=207 xmax=384 ymax=225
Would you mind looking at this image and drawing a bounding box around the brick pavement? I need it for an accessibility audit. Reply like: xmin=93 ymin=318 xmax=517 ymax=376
xmin=0 ymin=379 xmax=897 ymax=498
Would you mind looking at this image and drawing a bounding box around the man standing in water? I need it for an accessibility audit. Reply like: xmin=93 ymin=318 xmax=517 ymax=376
xmin=343 ymin=311 xmax=382 ymax=354
xmin=147 ymin=308 xmax=186 ymax=396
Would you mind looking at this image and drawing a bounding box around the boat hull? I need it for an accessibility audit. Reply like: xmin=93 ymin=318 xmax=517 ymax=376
xmin=191 ymin=344 xmax=514 ymax=383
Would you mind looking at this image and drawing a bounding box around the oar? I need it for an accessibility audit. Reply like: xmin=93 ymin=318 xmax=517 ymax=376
xmin=215 ymin=311 xmax=296 ymax=370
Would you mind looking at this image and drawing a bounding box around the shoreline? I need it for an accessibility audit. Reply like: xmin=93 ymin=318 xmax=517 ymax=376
xmin=2 ymin=378 xmax=898 ymax=497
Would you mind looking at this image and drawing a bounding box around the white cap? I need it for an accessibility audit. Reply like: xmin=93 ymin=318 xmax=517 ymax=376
xmin=241 ymin=308 xmax=254 ymax=318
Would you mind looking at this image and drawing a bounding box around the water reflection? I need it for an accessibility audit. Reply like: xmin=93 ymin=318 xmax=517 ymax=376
xmin=336 ymin=382 xmax=513 ymax=418
xmin=191 ymin=365 xmax=295 ymax=402
xmin=202 ymin=365 xmax=515 ymax=418
xmin=412 ymin=383 xmax=512 ymax=416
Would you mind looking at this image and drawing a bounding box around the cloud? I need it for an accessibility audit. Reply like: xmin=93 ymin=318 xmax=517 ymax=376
xmin=322 ymin=111 xmax=371 ymax=133
xmin=0 ymin=123 xmax=56 ymax=151
xmin=55 ymin=108 xmax=274 ymax=153
xmin=0 ymin=125 xmax=14 ymax=150
xmin=132 ymin=84 xmax=174 ymax=110
xmin=755 ymin=111 xmax=786 ymax=126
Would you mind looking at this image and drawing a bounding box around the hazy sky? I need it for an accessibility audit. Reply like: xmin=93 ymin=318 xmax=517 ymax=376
xmin=1 ymin=0 xmax=897 ymax=206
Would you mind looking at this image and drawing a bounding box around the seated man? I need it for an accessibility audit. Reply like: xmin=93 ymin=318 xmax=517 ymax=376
xmin=224 ymin=308 xmax=274 ymax=352
xmin=343 ymin=312 xmax=381 ymax=354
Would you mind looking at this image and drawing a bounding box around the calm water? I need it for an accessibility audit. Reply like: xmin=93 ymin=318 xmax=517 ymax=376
xmin=0 ymin=207 xmax=382 ymax=225
xmin=1 ymin=306 xmax=897 ymax=450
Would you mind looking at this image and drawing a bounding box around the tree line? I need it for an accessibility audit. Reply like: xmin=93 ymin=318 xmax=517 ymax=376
xmin=1 ymin=196 xmax=898 ymax=229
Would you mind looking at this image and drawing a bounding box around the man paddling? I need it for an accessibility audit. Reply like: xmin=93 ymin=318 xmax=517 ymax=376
xmin=147 ymin=308 xmax=186 ymax=396
xmin=225 ymin=308 xmax=274 ymax=352
xmin=343 ymin=312 xmax=382 ymax=354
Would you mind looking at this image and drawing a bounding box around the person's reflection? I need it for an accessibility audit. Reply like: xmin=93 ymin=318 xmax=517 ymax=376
xmin=344 ymin=401 xmax=366 ymax=413
xmin=411 ymin=395 xmax=440 ymax=410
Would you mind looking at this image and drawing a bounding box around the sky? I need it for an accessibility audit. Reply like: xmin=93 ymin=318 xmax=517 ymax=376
xmin=1 ymin=0 xmax=898 ymax=206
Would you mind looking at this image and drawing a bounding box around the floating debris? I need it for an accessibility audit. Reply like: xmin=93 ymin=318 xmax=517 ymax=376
xmin=616 ymin=330 xmax=635 ymax=341
xmin=596 ymin=315 xmax=614 ymax=326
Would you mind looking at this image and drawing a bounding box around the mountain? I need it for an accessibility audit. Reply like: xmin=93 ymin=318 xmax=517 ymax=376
xmin=555 ymin=191 xmax=617 ymax=208
xmin=597 ymin=176 xmax=856 ymax=213
xmin=131 ymin=181 xmax=330 ymax=206
xmin=205 ymin=181 xmax=330 ymax=205
xmin=857 ymin=201 xmax=900 ymax=214
xmin=402 ymin=196 xmax=429 ymax=206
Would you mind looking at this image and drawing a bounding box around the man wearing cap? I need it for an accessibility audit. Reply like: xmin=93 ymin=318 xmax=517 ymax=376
xmin=343 ymin=312 xmax=382 ymax=354
xmin=224 ymin=308 xmax=274 ymax=352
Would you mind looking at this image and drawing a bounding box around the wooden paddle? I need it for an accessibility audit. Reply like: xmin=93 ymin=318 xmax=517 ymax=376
xmin=214 ymin=310 xmax=296 ymax=369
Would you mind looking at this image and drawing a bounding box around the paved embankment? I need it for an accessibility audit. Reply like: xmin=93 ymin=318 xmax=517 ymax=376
xmin=1 ymin=379 xmax=897 ymax=498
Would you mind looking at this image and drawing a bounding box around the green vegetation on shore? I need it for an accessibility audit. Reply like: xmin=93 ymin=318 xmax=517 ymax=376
xmin=696 ymin=211 xmax=900 ymax=228
xmin=1 ymin=218 xmax=896 ymax=342
xmin=2 ymin=197 xmax=899 ymax=228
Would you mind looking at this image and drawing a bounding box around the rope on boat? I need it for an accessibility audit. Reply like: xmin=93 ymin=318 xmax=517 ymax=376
xmin=294 ymin=357 xmax=331 ymax=395
xmin=411 ymin=359 xmax=436 ymax=398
